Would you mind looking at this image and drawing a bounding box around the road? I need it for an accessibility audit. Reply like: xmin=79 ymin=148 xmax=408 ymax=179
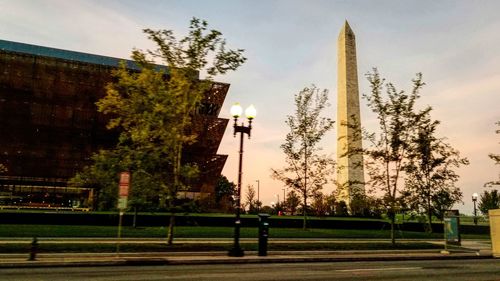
xmin=1 ymin=259 xmax=499 ymax=281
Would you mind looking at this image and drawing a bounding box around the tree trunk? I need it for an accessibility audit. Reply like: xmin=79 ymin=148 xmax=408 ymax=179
xmin=427 ymin=207 xmax=433 ymax=233
xmin=133 ymin=206 xmax=138 ymax=228
xmin=167 ymin=141 xmax=182 ymax=246
xmin=167 ymin=213 xmax=175 ymax=245
xmin=390 ymin=213 xmax=396 ymax=246
xmin=303 ymin=130 xmax=307 ymax=231
xmin=302 ymin=196 xmax=307 ymax=230
xmin=427 ymin=196 xmax=433 ymax=233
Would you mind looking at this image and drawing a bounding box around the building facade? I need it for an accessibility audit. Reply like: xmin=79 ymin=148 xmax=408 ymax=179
xmin=0 ymin=39 xmax=228 ymax=209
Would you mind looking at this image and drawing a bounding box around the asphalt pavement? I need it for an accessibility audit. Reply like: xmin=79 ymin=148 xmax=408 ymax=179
xmin=3 ymin=259 xmax=499 ymax=281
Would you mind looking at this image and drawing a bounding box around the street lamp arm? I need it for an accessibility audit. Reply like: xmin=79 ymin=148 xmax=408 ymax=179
xmin=234 ymin=120 xmax=252 ymax=138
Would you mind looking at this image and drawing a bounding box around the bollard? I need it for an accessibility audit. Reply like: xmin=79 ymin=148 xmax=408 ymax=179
xmin=258 ymin=213 xmax=270 ymax=256
xmin=28 ymin=237 xmax=38 ymax=261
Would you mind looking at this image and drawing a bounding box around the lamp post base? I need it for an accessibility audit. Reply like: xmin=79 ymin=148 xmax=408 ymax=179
xmin=228 ymin=246 xmax=244 ymax=257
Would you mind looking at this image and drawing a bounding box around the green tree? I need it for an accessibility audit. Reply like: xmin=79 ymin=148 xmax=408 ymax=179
xmin=403 ymin=114 xmax=468 ymax=231
xmin=311 ymin=191 xmax=336 ymax=217
xmin=285 ymin=190 xmax=301 ymax=215
xmin=478 ymin=189 xmax=500 ymax=216
xmin=69 ymin=150 xmax=123 ymax=210
xmin=271 ymin=85 xmax=335 ymax=229
xmin=363 ymin=68 xmax=429 ymax=245
xmin=485 ymin=121 xmax=500 ymax=187
xmin=214 ymin=175 xmax=236 ymax=212
xmin=95 ymin=18 xmax=246 ymax=245
xmin=70 ymin=149 xmax=163 ymax=218
xmin=244 ymin=184 xmax=258 ymax=214
xmin=431 ymin=189 xmax=462 ymax=221
xmin=334 ymin=201 xmax=349 ymax=216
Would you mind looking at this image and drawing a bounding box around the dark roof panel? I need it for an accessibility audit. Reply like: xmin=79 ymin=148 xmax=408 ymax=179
xmin=0 ymin=39 xmax=167 ymax=71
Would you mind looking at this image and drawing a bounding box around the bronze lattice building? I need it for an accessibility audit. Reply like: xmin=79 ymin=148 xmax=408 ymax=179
xmin=0 ymin=39 xmax=229 ymax=209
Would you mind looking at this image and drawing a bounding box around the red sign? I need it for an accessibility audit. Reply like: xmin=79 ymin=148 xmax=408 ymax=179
xmin=118 ymin=172 xmax=130 ymax=197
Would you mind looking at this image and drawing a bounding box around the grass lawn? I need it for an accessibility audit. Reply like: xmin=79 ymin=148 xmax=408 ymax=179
xmin=1 ymin=209 xmax=490 ymax=225
xmin=0 ymin=224 xmax=489 ymax=240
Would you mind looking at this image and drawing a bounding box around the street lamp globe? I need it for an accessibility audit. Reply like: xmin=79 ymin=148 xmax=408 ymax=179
xmin=472 ymin=193 xmax=478 ymax=201
xmin=245 ymin=104 xmax=257 ymax=120
xmin=230 ymin=103 xmax=243 ymax=118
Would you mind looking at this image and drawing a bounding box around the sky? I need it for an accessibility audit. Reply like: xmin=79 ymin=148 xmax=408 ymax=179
xmin=1 ymin=0 xmax=499 ymax=215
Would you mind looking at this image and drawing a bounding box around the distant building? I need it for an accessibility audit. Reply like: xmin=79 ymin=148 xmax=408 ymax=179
xmin=0 ymin=39 xmax=229 ymax=210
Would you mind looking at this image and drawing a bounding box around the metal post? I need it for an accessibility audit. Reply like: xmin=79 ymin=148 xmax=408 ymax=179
xmin=443 ymin=219 xmax=448 ymax=254
xmin=473 ymin=200 xmax=477 ymax=225
xmin=256 ymin=180 xmax=260 ymax=211
xmin=28 ymin=237 xmax=38 ymax=261
xmin=116 ymin=211 xmax=123 ymax=257
xmin=229 ymin=123 xmax=245 ymax=257
xmin=228 ymin=103 xmax=254 ymax=257
xmin=472 ymin=193 xmax=478 ymax=226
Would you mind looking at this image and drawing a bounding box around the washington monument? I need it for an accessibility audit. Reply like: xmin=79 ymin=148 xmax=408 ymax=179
xmin=336 ymin=21 xmax=365 ymax=207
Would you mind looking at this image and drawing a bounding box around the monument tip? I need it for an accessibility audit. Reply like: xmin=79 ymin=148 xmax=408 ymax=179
xmin=339 ymin=20 xmax=354 ymax=38
xmin=342 ymin=20 xmax=352 ymax=31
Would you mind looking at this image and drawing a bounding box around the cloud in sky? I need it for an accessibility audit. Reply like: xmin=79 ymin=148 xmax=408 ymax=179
xmin=1 ymin=0 xmax=499 ymax=214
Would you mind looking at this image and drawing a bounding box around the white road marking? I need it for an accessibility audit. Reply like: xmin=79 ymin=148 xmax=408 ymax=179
xmin=337 ymin=267 xmax=422 ymax=272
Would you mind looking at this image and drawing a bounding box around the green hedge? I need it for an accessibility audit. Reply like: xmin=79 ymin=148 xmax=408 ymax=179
xmin=0 ymin=211 xmax=490 ymax=234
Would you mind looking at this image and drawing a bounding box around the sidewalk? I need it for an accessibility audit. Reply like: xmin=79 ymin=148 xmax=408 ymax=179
xmin=0 ymin=248 xmax=493 ymax=268
xmin=0 ymin=238 xmax=493 ymax=268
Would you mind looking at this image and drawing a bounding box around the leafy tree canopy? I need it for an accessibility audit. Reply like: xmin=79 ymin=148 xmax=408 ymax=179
xmin=478 ymin=189 xmax=500 ymax=216
xmin=271 ymin=85 xmax=335 ymax=229
xmin=363 ymin=68 xmax=429 ymax=244
xmin=75 ymin=17 xmax=246 ymax=245
xmin=403 ymin=111 xmax=468 ymax=230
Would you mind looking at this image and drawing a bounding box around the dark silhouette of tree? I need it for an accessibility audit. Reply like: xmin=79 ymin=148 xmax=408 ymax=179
xmin=285 ymin=190 xmax=301 ymax=215
xmin=478 ymin=189 xmax=500 ymax=216
xmin=485 ymin=121 xmax=500 ymax=187
xmin=403 ymin=113 xmax=468 ymax=231
xmin=363 ymin=68 xmax=429 ymax=245
xmin=214 ymin=175 xmax=236 ymax=211
xmin=244 ymin=185 xmax=258 ymax=214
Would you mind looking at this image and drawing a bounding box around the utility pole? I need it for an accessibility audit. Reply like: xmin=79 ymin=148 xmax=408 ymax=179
xmin=256 ymin=180 xmax=260 ymax=211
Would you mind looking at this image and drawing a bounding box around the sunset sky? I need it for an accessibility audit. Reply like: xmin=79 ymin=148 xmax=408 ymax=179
xmin=1 ymin=0 xmax=499 ymax=214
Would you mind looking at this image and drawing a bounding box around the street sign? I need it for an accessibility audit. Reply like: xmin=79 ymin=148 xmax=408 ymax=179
xmin=118 ymin=197 xmax=128 ymax=209
xmin=119 ymin=184 xmax=129 ymax=197
xmin=116 ymin=171 xmax=131 ymax=256
xmin=119 ymin=172 xmax=130 ymax=196
xmin=117 ymin=171 xmax=130 ymax=210
xmin=444 ymin=209 xmax=461 ymax=246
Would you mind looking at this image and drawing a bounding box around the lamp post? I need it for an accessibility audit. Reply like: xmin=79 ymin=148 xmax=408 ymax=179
xmin=228 ymin=103 xmax=256 ymax=257
xmin=282 ymin=188 xmax=286 ymax=213
xmin=472 ymin=192 xmax=478 ymax=226
xmin=256 ymin=180 xmax=260 ymax=211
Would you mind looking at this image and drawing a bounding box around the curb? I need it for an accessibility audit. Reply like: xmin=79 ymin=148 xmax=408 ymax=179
xmin=0 ymin=252 xmax=493 ymax=269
